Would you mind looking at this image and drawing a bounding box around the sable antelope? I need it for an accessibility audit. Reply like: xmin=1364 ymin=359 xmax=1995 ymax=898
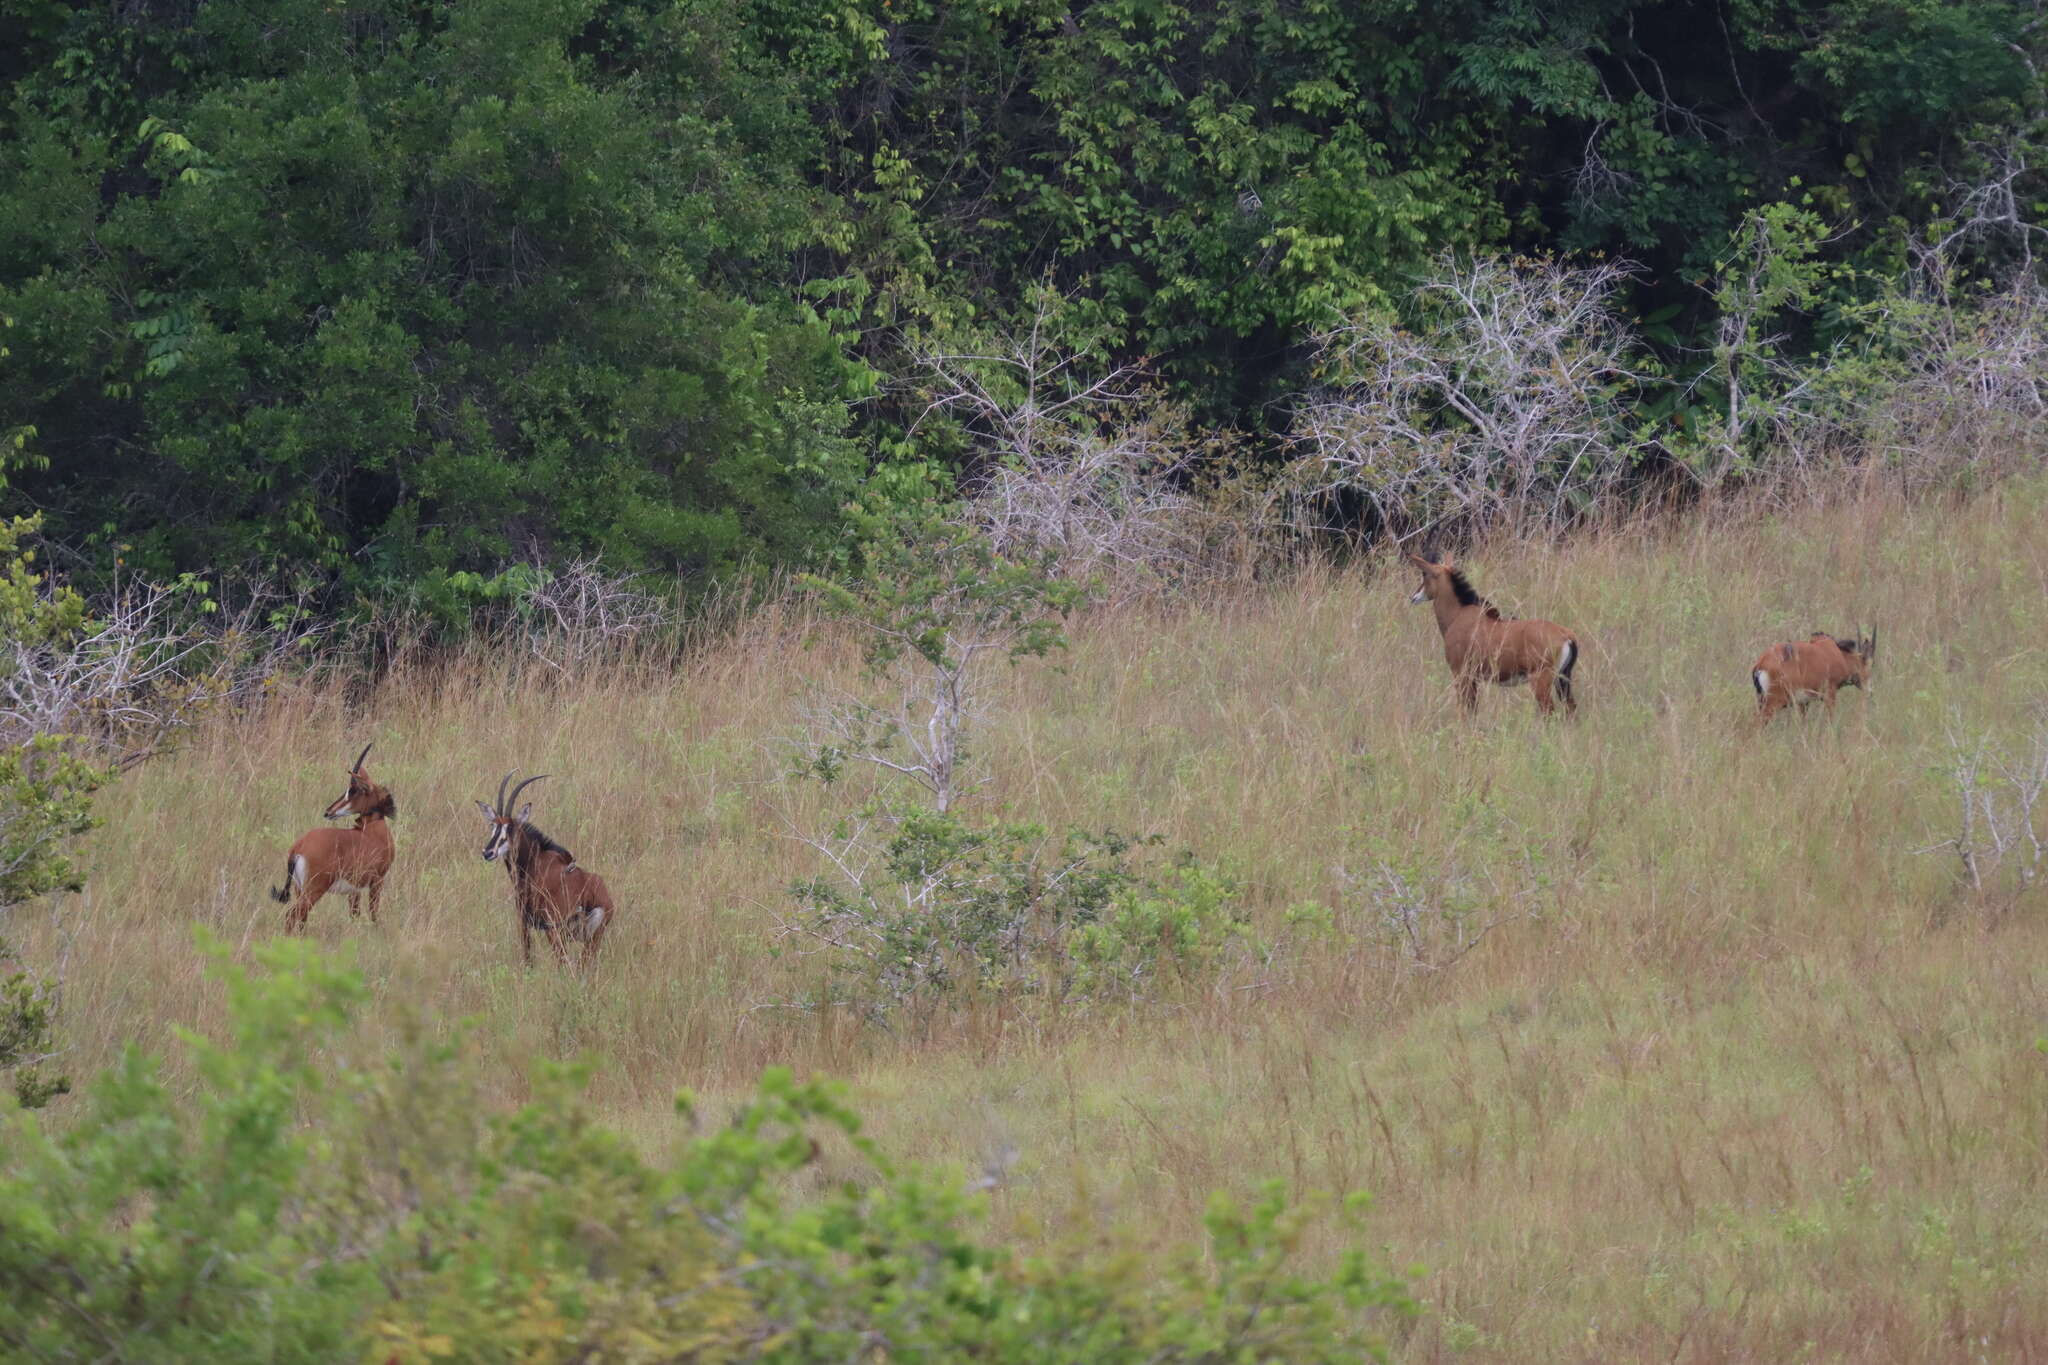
xmin=1406 ymin=553 xmax=1580 ymax=717
xmin=476 ymin=772 xmax=616 ymax=967
xmin=1751 ymin=628 xmax=1876 ymax=724
xmin=268 ymin=743 xmax=397 ymax=932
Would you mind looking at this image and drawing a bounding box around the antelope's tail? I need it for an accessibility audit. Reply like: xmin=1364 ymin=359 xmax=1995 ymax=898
xmin=268 ymin=854 xmax=297 ymax=904
xmin=1553 ymin=636 xmax=1578 ymax=705
xmin=1752 ymin=668 xmax=1768 ymax=697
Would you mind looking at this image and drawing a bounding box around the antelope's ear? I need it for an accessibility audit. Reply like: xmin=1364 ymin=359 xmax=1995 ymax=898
xmin=1404 ymin=552 xmax=1431 ymax=569
xmin=476 ymin=801 xmax=496 ymax=819
xmin=516 ymin=803 xmax=532 ymax=823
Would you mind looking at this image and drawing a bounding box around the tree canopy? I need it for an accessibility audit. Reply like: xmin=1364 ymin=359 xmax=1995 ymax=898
xmin=2 ymin=0 xmax=2041 ymax=602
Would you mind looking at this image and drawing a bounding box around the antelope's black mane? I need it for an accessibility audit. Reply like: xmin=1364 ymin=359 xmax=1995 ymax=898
xmin=1445 ymin=569 xmax=1504 ymax=619
xmin=512 ymin=821 xmax=574 ymax=866
xmin=364 ymin=790 xmax=397 ymax=821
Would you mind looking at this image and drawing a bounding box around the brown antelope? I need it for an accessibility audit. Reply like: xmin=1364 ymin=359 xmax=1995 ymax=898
xmin=476 ymin=772 xmax=617 ymax=967
xmin=268 ymin=743 xmax=397 ymax=932
xmin=1406 ymin=553 xmax=1580 ymax=717
xmin=1751 ymin=628 xmax=1876 ymax=724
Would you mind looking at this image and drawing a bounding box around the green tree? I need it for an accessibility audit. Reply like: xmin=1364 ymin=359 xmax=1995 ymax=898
xmin=0 ymin=0 xmax=872 ymax=602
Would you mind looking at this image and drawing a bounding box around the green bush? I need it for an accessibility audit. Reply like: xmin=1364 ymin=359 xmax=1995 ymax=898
xmin=0 ymin=511 xmax=104 ymax=1108
xmin=0 ymin=938 xmax=1413 ymax=1363
xmin=787 ymin=808 xmax=1253 ymax=1018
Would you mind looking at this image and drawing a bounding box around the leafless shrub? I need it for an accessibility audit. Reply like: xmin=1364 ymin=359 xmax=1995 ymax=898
xmin=520 ymin=558 xmax=673 ymax=672
xmin=0 ymin=581 xmax=320 ymax=767
xmin=912 ymin=288 xmax=1249 ymax=591
xmin=791 ymin=679 xmax=996 ymax=818
xmin=1742 ymin=274 xmax=2048 ymax=490
xmin=969 ymin=408 xmax=1243 ymax=592
xmin=1918 ymin=140 xmax=2048 ymax=284
xmin=1331 ymin=857 xmax=1521 ymax=975
xmin=1705 ymin=185 xmax=2048 ymax=491
xmin=1291 ymin=253 xmax=1649 ymax=539
xmin=1921 ymin=716 xmax=2048 ymax=912
xmin=1855 ymin=276 xmax=2048 ymax=489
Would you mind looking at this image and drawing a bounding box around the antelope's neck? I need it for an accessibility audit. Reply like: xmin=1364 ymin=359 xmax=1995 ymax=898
xmin=1430 ymin=592 xmax=1465 ymax=637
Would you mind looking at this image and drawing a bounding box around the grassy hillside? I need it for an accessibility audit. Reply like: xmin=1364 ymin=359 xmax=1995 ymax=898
xmin=25 ymin=477 xmax=2048 ymax=1362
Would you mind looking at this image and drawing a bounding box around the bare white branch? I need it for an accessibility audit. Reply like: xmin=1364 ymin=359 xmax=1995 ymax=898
xmin=520 ymin=558 xmax=671 ymax=672
xmin=0 ymin=580 xmax=320 ymax=766
xmin=1290 ymin=252 xmax=1648 ymax=537
xmin=1921 ymin=713 xmax=2048 ymax=909
xmin=910 ymin=287 xmax=1248 ymax=592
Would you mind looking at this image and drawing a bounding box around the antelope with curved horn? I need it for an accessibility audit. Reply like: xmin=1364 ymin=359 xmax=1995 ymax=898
xmin=476 ymin=772 xmax=617 ymax=966
xmin=1751 ymin=627 xmax=1876 ymax=725
xmin=1406 ymin=552 xmax=1581 ymax=717
xmin=268 ymin=743 xmax=397 ymax=932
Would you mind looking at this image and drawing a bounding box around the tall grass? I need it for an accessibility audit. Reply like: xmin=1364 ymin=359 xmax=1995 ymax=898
xmin=22 ymin=476 xmax=2048 ymax=1362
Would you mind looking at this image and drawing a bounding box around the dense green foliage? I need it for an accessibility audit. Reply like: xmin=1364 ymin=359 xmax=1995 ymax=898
xmin=0 ymin=938 xmax=1413 ymax=1362
xmin=2 ymin=0 xmax=2043 ymax=597
xmin=1 ymin=0 xmax=871 ymax=599
xmin=0 ymin=435 xmax=104 ymax=1104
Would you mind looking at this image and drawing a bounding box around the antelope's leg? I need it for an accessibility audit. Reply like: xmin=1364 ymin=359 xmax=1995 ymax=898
xmin=366 ymin=880 xmax=382 ymax=925
xmin=290 ymin=874 xmax=329 ymax=932
xmin=519 ymin=910 xmax=534 ymax=967
xmin=1756 ymin=687 xmax=1783 ymax=725
xmin=348 ymin=893 xmax=361 ymax=919
xmin=1455 ymin=675 xmax=1480 ymax=716
xmin=1531 ymin=668 xmax=1556 ymax=716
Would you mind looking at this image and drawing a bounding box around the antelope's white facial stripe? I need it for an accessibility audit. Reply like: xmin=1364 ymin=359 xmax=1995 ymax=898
xmin=1410 ymin=586 xmax=1427 ymax=604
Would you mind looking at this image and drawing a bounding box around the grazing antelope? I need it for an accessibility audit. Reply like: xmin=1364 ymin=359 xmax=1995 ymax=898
xmin=1406 ymin=553 xmax=1581 ymax=717
xmin=1751 ymin=628 xmax=1876 ymax=725
xmin=268 ymin=743 xmax=397 ymax=932
xmin=476 ymin=772 xmax=616 ymax=967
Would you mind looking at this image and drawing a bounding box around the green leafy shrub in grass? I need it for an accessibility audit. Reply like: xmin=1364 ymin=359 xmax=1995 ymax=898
xmin=0 ymin=937 xmax=1411 ymax=1363
xmin=786 ymin=808 xmax=1254 ymax=1019
xmin=791 ymin=495 xmax=1253 ymax=1019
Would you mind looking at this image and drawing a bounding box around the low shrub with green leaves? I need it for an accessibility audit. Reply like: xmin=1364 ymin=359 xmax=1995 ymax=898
xmin=786 ymin=808 xmax=1254 ymax=1019
xmin=0 ymin=938 xmax=1411 ymax=1364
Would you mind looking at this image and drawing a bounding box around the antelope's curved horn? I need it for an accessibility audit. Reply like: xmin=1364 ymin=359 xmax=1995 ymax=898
xmin=508 ymin=774 xmax=549 ymax=810
xmin=497 ymin=770 xmax=516 ymax=812
xmin=353 ymin=742 xmax=373 ymax=772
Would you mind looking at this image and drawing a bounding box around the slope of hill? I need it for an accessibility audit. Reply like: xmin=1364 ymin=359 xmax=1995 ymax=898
xmin=29 ymin=477 xmax=2048 ymax=1361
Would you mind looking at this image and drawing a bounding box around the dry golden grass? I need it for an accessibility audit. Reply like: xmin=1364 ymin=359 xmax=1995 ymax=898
xmin=21 ymin=476 xmax=2048 ymax=1362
